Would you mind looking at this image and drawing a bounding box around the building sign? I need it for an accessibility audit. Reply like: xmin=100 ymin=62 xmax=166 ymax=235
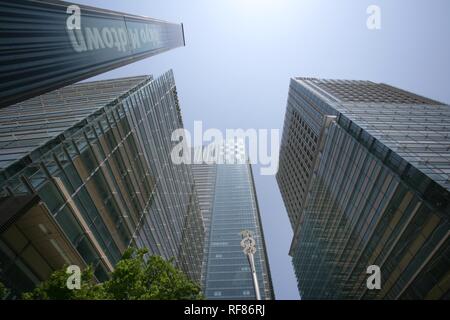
xmin=0 ymin=0 xmax=185 ymax=108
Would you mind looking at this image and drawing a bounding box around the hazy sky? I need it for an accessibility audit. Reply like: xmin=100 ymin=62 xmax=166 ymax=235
xmin=73 ymin=0 xmax=450 ymax=299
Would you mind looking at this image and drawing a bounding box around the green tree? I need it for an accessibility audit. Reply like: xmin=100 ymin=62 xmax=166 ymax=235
xmin=22 ymin=266 xmax=105 ymax=300
xmin=0 ymin=281 xmax=10 ymax=300
xmin=22 ymin=248 xmax=203 ymax=300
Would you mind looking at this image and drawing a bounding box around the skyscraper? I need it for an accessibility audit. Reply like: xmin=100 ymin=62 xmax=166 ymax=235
xmin=0 ymin=0 xmax=186 ymax=108
xmin=191 ymin=141 xmax=274 ymax=300
xmin=277 ymin=78 xmax=450 ymax=299
xmin=0 ymin=70 xmax=204 ymax=296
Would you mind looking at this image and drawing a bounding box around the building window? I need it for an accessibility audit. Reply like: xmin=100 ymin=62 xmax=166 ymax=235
xmin=213 ymin=291 xmax=222 ymax=297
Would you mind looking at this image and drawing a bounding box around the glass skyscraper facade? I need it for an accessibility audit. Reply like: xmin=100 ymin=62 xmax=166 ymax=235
xmin=0 ymin=0 xmax=185 ymax=108
xmin=0 ymin=70 xmax=204 ymax=296
xmin=191 ymin=141 xmax=274 ymax=300
xmin=277 ymin=78 xmax=449 ymax=299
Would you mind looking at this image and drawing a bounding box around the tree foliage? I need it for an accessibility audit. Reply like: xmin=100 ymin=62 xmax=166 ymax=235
xmin=22 ymin=248 xmax=203 ymax=300
xmin=0 ymin=281 xmax=9 ymax=300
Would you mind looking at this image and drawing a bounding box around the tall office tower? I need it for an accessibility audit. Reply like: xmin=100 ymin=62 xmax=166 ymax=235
xmin=190 ymin=151 xmax=217 ymax=289
xmin=0 ymin=70 xmax=204 ymax=296
xmin=277 ymin=78 xmax=450 ymax=299
xmin=191 ymin=141 xmax=274 ymax=300
xmin=0 ymin=0 xmax=186 ymax=107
